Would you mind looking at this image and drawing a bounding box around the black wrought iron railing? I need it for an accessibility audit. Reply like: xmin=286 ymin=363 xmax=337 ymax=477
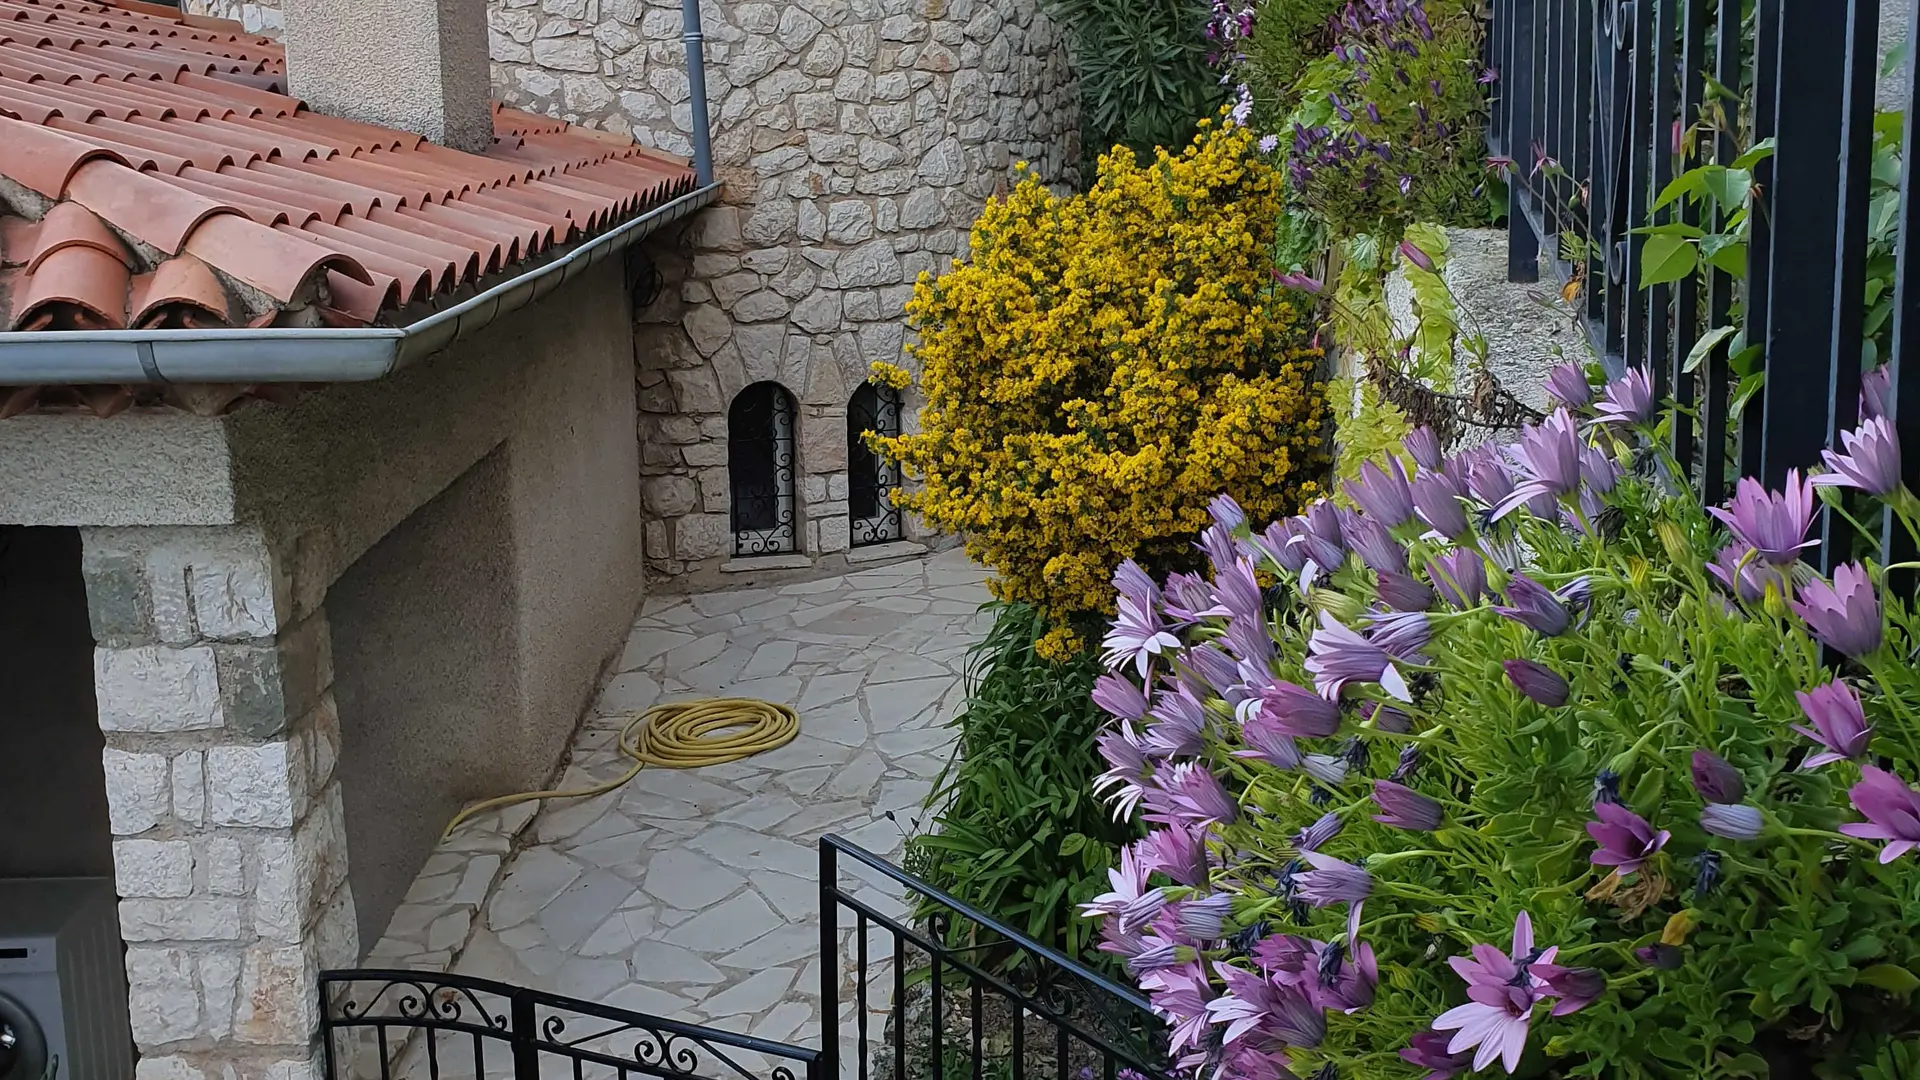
xmin=819 ymin=836 xmax=1168 ymax=1080
xmin=317 ymin=970 xmax=821 ymax=1080
xmin=1489 ymin=0 xmax=1920 ymax=575
xmin=318 ymin=838 xmax=1167 ymax=1080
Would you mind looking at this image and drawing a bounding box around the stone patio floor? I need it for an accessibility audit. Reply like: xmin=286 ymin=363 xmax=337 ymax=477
xmin=366 ymin=549 xmax=992 ymax=1071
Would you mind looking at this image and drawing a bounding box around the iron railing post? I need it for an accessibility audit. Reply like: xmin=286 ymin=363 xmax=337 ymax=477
xmin=680 ymin=0 xmax=715 ymax=185
xmin=1504 ymin=0 xmax=1541 ymax=283
xmin=511 ymin=986 xmax=538 ymax=1079
xmin=819 ymin=837 xmax=841 ymax=1080
xmin=1883 ymin=0 xmax=1920 ymax=588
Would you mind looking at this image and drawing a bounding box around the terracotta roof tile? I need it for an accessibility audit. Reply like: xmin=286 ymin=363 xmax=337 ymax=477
xmin=0 ymin=0 xmax=699 ymax=337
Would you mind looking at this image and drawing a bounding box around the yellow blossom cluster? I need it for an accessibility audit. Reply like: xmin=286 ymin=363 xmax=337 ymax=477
xmin=874 ymin=120 xmax=1330 ymax=658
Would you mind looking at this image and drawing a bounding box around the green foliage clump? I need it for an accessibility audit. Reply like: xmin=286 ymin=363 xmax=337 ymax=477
xmin=905 ymin=604 xmax=1141 ymax=967
xmin=1047 ymin=0 xmax=1226 ymax=177
xmin=1242 ymin=0 xmax=1342 ymax=125
xmin=1281 ymin=0 xmax=1493 ymax=238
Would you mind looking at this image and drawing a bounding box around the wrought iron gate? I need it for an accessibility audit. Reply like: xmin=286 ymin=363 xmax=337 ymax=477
xmin=320 ymin=837 xmax=1168 ymax=1080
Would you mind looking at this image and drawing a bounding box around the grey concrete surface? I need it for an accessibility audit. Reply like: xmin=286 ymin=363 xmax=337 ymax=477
xmin=285 ymin=0 xmax=495 ymax=151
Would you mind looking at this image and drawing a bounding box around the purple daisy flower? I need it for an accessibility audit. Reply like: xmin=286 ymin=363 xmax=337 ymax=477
xmin=1793 ymin=681 xmax=1872 ymax=769
xmin=1862 ymin=363 xmax=1893 ymax=420
xmin=1494 ymin=410 xmax=1583 ymax=519
xmin=1094 ymin=726 xmax=1151 ymax=819
xmin=1236 ymin=712 xmax=1305 ymax=771
xmin=1143 ymin=684 xmax=1208 ymax=758
xmin=1707 ymin=543 xmax=1789 ymax=603
xmin=1710 ymin=472 xmax=1818 ymax=565
xmin=1400 ymin=1030 xmax=1476 ymax=1080
xmin=1346 ymin=514 xmax=1409 ymax=574
xmin=1378 ymin=570 xmax=1437 ymax=611
xmin=1791 ymin=562 xmax=1882 ymax=658
xmin=1079 ymin=844 xmax=1166 ymax=933
xmin=1586 ymin=802 xmax=1669 ymax=876
xmin=1292 ymin=811 xmax=1344 ymax=852
xmin=1530 ymin=964 xmax=1604 ymax=1017
xmin=1431 ymin=912 xmax=1553 ymax=1074
xmin=1593 ymin=368 xmax=1655 ymax=427
xmin=1140 ymin=825 xmax=1211 ymax=887
xmin=1814 ymin=415 xmax=1903 ymax=497
xmin=1103 ymin=595 xmax=1182 ymax=678
xmin=1294 ymin=851 xmax=1372 ymax=905
xmin=1839 ymin=765 xmax=1920 ymax=863
xmin=1306 ymin=611 xmax=1410 ymax=701
xmin=1092 ymin=672 xmax=1150 ymax=722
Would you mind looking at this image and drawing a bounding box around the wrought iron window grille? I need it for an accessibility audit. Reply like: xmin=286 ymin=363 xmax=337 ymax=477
xmin=730 ymin=382 xmax=798 ymax=556
xmin=848 ymin=383 xmax=904 ymax=548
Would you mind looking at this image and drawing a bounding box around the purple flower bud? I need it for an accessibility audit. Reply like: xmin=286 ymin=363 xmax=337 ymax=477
xmin=1545 ymin=362 xmax=1594 ymax=408
xmin=1636 ymin=944 xmax=1683 ymax=969
xmin=1345 ymin=514 xmax=1408 ymax=575
xmin=1403 ymin=426 xmax=1444 ymax=471
xmin=1377 ymin=571 xmax=1436 ymax=611
xmin=1293 ymin=811 xmax=1344 ymax=852
xmin=1092 ymin=672 xmax=1151 ymax=722
xmin=1258 ymin=680 xmax=1343 ymax=739
xmin=1294 ymin=851 xmax=1372 ymax=905
xmin=1371 ymin=779 xmax=1442 ymax=830
xmin=1494 ymin=573 xmax=1572 ymax=636
xmin=1361 ymin=700 xmax=1412 ymax=734
xmin=1426 ymin=548 xmax=1486 ymax=608
xmin=1347 ymin=457 xmax=1415 ymax=527
xmin=1689 ymin=750 xmax=1744 ymax=804
xmin=1862 ymin=364 xmax=1893 ymax=420
xmin=1398 ymin=239 xmax=1435 ymax=273
xmin=1175 ymin=893 xmax=1234 ymax=940
xmin=1699 ymin=803 xmax=1765 ymax=841
xmin=1588 ymin=802 xmax=1668 ymax=876
xmin=1503 ymin=659 xmax=1570 ymax=707
xmin=1412 ymin=473 xmax=1470 ymax=539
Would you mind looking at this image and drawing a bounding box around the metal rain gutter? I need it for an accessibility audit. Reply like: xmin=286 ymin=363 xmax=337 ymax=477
xmin=0 ymin=182 xmax=722 ymax=386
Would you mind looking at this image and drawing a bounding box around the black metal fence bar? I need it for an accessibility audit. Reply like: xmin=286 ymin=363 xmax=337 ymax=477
xmin=1887 ymin=0 xmax=1920 ymax=581
xmin=1492 ymin=0 xmax=1920 ymax=573
xmin=819 ymin=836 xmax=1167 ymax=1080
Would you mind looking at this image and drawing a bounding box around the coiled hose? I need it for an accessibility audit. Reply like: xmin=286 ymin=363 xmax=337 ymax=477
xmin=441 ymin=697 xmax=801 ymax=839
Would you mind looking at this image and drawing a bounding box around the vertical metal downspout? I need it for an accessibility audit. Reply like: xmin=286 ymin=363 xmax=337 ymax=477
xmin=682 ymin=0 xmax=715 ymax=185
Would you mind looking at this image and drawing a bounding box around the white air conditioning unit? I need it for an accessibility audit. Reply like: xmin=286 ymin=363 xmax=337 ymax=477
xmin=0 ymin=879 xmax=132 ymax=1080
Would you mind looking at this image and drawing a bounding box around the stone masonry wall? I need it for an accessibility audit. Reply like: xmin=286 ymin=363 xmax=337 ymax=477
xmin=81 ymin=524 xmax=358 ymax=1080
xmin=489 ymin=0 xmax=1079 ymax=582
xmin=187 ymin=0 xmax=1081 ymax=584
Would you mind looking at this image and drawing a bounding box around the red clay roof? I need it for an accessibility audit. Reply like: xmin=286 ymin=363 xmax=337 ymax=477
xmin=0 ymin=0 xmax=700 ymax=335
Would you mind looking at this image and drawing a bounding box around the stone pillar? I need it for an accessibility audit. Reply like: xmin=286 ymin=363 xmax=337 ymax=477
xmin=81 ymin=526 xmax=358 ymax=1080
xmin=284 ymin=0 xmax=494 ymax=153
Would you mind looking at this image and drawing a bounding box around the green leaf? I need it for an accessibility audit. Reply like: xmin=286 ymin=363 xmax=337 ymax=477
xmin=1884 ymin=39 xmax=1910 ymax=77
xmin=1683 ymin=326 xmax=1737 ymax=373
xmin=1640 ymin=234 xmax=1698 ymax=287
xmin=1701 ymin=167 xmax=1753 ymax=210
xmin=1631 ymin=222 xmax=1708 ymax=239
xmin=1859 ymin=964 xmax=1920 ymax=993
xmin=1653 ymin=168 xmax=1709 ymax=210
xmin=1703 ymin=241 xmax=1747 ymax=278
xmin=1058 ymin=832 xmax=1087 ymax=856
xmin=1732 ymin=138 xmax=1777 ymax=170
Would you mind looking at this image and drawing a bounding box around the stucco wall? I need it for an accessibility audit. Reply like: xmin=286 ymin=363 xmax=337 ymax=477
xmin=0 ymin=526 xmax=114 ymax=880
xmin=328 ymin=448 xmax=520 ymax=947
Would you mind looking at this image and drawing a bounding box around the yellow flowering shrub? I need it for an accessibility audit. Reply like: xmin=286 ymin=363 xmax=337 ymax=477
xmin=875 ymin=120 xmax=1330 ymax=658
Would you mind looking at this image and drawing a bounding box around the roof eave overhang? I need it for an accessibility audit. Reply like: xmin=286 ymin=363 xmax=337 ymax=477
xmin=0 ymin=182 xmax=722 ymax=386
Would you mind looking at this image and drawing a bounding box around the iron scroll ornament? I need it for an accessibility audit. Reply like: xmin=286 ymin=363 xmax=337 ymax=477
xmin=848 ymin=382 xmax=904 ymax=547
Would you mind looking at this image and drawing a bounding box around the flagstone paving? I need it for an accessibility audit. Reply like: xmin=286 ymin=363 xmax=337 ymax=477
xmin=367 ymin=549 xmax=992 ymax=1073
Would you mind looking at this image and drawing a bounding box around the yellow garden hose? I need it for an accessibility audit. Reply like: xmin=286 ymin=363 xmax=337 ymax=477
xmin=440 ymin=697 xmax=801 ymax=839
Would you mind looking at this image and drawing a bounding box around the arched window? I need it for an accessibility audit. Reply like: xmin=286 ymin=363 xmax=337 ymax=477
xmin=848 ymin=382 xmax=903 ymax=546
xmin=729 ymin=382 xmax=797 ymax=555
